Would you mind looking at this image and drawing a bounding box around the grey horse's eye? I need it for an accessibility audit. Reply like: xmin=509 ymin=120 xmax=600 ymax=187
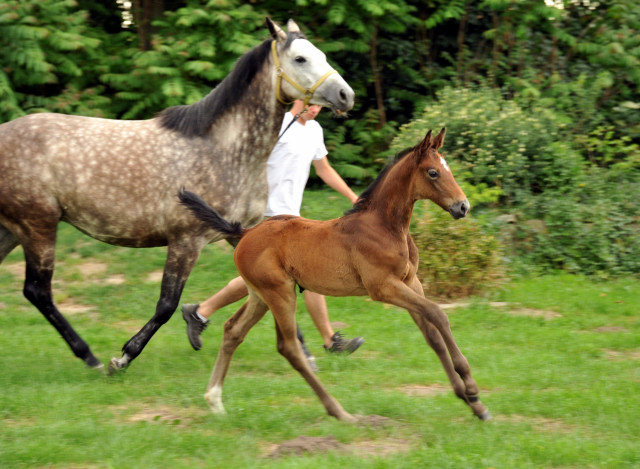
xmin=295 ymin=56 xmax=306 ymax=64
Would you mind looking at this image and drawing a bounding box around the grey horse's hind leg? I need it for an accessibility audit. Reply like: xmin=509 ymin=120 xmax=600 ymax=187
xmin=109 ymin=237 xmax=206 ymax=373
xmin=20 ymin=231 xmax=103 ymax=369
xmin=0 ymin=224 xmax=19 ymax=264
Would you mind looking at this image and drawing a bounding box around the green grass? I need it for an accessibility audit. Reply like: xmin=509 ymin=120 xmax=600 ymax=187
xmin=1 ymin=189 xmax=639 ymax=468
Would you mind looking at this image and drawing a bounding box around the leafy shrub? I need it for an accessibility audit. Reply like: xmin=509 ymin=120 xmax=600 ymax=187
xmin=0 ymin=0 xmax=108 ymax=122
xmin=412 ymin=204 xmax=505 ymax=300
xmin=389 ymin=86 xmax=582 ymax=207
xmin=393 ymin=86 xmax=640 ymax=277
xmin=513 ymin=165 xmax=640 ymax=276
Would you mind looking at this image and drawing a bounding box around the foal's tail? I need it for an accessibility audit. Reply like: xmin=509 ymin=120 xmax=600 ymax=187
xmin=178 ymin=190 xmax=245 ymax=240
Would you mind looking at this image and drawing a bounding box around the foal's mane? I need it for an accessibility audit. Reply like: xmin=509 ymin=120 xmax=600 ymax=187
xmin=344 ymin=145 xmax=416 ymax=216
xmin=159 ymin=32 xmax=305 ymax=138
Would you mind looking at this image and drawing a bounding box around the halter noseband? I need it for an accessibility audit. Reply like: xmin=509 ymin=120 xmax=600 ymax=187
xmin=271 ymin=40 xmax=338 ymax=107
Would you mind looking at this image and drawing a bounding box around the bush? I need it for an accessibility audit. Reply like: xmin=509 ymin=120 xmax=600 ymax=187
xmin=394 ymin=85 xmax=640 ymax=277
xmin=412 ymin=204 xmax=505 ymax=300
xmin=513 ymin=165 xmax=640 ymax=276
xmin=389 ymin=86 xmax=581 ymax=207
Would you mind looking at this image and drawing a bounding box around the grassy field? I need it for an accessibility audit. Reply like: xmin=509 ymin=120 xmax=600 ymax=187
xmin=1 ymin=190 xmax=638 ymax=468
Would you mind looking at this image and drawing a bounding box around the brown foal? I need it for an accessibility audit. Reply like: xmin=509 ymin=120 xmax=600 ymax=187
xmin=180 ymin=128 xmax=490 ymax=422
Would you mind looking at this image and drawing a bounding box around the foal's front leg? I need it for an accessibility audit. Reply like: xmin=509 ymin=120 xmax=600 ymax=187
xmin=372 ymin=277 xmax=490 ymax=420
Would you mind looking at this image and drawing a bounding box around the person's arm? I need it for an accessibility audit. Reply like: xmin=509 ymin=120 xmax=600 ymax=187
xmin=289 ymin=100 xmax=306 ymax=118
xmin=312 ymin=156 xmax=359 ymax=204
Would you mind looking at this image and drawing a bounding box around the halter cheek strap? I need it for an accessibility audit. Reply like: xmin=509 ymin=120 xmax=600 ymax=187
xmin=271 ymin=40 xmax=338 ymax=107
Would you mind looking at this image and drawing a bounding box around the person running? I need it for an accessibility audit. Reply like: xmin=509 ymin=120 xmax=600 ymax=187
xmin=182 ymin=100 xmax=364 ymax=370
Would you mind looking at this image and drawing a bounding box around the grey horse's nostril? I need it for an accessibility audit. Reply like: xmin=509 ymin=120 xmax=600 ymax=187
xmin=339 ymin=89 xmax=347 ymax=102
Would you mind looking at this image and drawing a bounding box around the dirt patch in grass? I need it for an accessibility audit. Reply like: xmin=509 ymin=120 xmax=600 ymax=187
xmin=594 ymin=326 xmax=628 ymax=333
xmin=109 ymin=403 xmax=207 ymax=428
xmin=75 ymin=261 xmax=108 ymax=276
xmin=57 ymin=298 xmax=97 ymax=316
xmin=265 ymin=433 xmax=411 ymax=459
xmin=506 ymin=307 xmax=562 ymax=320
xmin=110 ymin=319 xmax=144 ymax=333
xmin=2 ymin=261 xmax=24 ymax=277
xmin=264 ymin=414 xmax=409 ymax=458
xmin=74 ymin=261 xmax=126 ymax=285
xmin=265 ymin=435 xmax=344 ymax=458
xmin=146 ymin=270 xmax=164 ymax=283
xmin=398 ymin=383 xmax=450 ymax=397
xmin=440 ymin=302 xmax=562 ymax=320
xmin=127 ymin=406 xmax=187 ymax=426
xmin=602 ymin=348 xmax=640 ymax=361
xmin=494 ymin=414 xmax=578 ymax=434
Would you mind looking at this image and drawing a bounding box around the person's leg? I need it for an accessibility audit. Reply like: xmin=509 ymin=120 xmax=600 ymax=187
xmin=198 ymin=276 xmax=248 ymax=318
xmin=303 ymin=291 xmax=364 ymax=354
xmin=302 ymin=291 xmax=334 ymax=347
xmin=183 ymin=276 xmax=248 ymax=350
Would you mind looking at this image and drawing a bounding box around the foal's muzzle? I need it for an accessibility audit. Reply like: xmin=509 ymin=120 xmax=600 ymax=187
xmin=449 ymin=199 xmax=470 ymax=219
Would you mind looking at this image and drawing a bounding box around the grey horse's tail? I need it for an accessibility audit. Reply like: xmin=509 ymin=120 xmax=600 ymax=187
xmin=178 ymin=189 xmax=245 ymax=240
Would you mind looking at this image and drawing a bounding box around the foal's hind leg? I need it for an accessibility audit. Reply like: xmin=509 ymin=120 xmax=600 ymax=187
xmin=20 ymin=230 xmax=102 ymax=368
xmin=204 ymin=292 xmax=269 ymax=414
xmin=267 ymin=291 xmax=357 ymax=423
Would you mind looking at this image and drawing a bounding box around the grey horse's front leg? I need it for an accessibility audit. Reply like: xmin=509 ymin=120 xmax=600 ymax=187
xmin=108 ymin=237 xmax=205 ymax=373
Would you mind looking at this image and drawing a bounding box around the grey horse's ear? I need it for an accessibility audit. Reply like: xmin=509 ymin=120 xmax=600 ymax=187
xmin=286 ymin=19 xmax=300 ymax=33
xmin=266 ymin=17 xmax=287 ymax=42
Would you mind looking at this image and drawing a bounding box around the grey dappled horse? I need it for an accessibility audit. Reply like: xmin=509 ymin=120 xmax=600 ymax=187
xmin=0 ymin=18 xmax=354 ymax=373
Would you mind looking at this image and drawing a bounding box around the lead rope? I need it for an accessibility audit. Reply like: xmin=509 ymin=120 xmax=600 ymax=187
xmin=275 ymin=110 xmax=304 ymax=144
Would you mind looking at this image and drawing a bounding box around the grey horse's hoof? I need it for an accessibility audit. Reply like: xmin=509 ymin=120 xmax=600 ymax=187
xmin=85 ymin=356 xmax=104 ymax=370
xmin=107 ymin=357 xmax=127 ymax=375
xmin=477 ymin=410 xmax=492 ymax=421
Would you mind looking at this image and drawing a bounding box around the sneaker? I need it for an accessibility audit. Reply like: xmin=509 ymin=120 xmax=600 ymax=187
xmin=324 ymin=332 xmax=364 ymax=354
xmin=299 ymin=339 xmax=319 ymax=373
xmin=182 ymin=304 xmax=208 ymax=351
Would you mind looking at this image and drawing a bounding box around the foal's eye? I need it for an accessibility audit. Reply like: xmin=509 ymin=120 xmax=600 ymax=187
xmin=427 ymin=169 xmax=439 ymax=179
xmin=295 ymin=56 xmax=306 ymax=64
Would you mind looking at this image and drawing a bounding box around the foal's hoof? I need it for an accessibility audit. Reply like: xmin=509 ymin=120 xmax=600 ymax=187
xmin=476 ymin=410 xmax=492 ymax=421
xmin=107 ymin=357 xmax=127 ymax=375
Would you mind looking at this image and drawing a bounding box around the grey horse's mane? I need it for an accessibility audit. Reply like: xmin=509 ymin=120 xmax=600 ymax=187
xmin=158 ymin=32 xmax=305 ymax=138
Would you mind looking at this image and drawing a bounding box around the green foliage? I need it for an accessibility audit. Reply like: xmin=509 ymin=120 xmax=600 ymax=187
xmin=1 ymin=0 xmax=638 ymax=279
xmin=101 ymin=0 xmax=265 ymax=119
xmin=512 ymin=165 xmax=640 ymax=276
xmin=390 ymin=86 xmax=581 ymax=207
xmin=0 ymin=0 xmax=109 ymax=122
xmin=392 ymin=86 xmax=640 ymax=276
xmin=412 ymin=204 xmax=505 ymax=299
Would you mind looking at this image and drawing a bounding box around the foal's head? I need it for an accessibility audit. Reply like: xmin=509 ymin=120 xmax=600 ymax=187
xmin=407 ymin=128 xmax=469 ymax=219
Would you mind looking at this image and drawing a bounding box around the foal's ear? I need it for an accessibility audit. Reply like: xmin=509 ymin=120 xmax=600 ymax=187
xmin=286 ymin=19 xmax=301 ymax=33
xmin=418 ymin=129 xmax=433 ymax=153
xmin=432 ymin=127 xmax=446 ymax=150
xmin=266 ymin=17 xmax=287 ymax=42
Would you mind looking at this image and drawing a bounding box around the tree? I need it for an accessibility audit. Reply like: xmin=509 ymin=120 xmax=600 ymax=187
xmin=0 ymin=0 xmax=109 ymax=122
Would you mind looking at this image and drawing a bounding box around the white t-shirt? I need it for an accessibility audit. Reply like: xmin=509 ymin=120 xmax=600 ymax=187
xmin=264 ymin=112 xmax=327 ymax=216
